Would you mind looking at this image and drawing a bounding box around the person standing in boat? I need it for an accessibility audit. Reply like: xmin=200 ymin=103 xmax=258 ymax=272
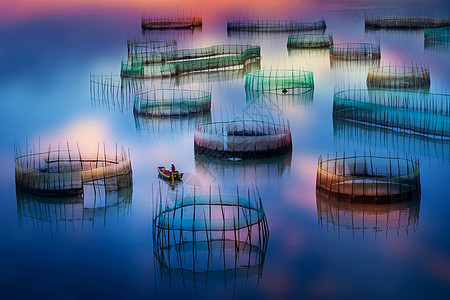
xmin=171 ymin=164 xmax=176 ymax=173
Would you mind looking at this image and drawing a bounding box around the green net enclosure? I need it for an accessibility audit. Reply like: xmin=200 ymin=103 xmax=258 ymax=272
xmin=316 ymin=191 xmax=421 ymax=238
xmin=366 ymin=65 xmax=431 ymax=90
xmin=316 ymin=153 xmax=421 ymax=204
xmin=365 ymin=16 xmax=450 ymax=29
xmin=141 ymin=16 xmax=202 ymax=30
xmin=425 ymin=26 xmax=450 ymax=44
xmin=245 ymin=69 xmax=314 ymax=93
xmin=333 ymin=89 xmax=450 ymax=139
xmin=287 ymin=34 xmax=333 ymax=48
xmin=15 ymin=143 xmax=133 ymax=197
xmin=133 ymin=89 xmax=211 ymax=116
xmin=227 ymin=20 xmax=326 ymax=32
xmin=152 ymin=185 xmax=268 ymax=288
xmin=121 ymin=44 xmax=261 ymax=78
xmin=330 ymin=43 xmax=381 ymax=60
xmin=194 ymin=120 xmax=292 ymax=159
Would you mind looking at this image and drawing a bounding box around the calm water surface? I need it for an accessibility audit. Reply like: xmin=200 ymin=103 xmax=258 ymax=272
xmin=0 ymin=3 xmax=450 ymax=299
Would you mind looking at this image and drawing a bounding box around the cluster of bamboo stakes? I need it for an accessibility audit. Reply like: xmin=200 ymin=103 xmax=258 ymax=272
xmin=316 ymin=152 xmax=421 ymax=204
xmin=152 ymin=184 xmax=269 ymax=286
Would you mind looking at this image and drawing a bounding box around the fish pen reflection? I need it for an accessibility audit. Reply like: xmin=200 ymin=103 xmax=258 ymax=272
xmin=152 ymin=185 xmax=269 ymax=290
xmin=316 ymin=191 xmax=421 ymax=239
xmin=246 ymin=89 xmax=314 ymax=115
xmin=16 ymin=185 xmax=133 ymax=239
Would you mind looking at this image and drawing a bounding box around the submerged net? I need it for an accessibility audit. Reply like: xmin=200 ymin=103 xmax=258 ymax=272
xmin=330 ymin=43 xmax=381 ymax=60
xmin=424 ymin=26 xmax=450 ymax=44
xmin=367 ymin=65 xmax=431 ymax=90
xmin=227 ymin=20 xmax=326 ymax=32
xmin=245 ymin=69 xmax=314 ymax=93
xmin=121 ymin=44 xmax=260 ymax=78
xmin=287 ymin=34 xmax=333 ymax=48
xmin=316 ymin=154 xmax=421 ymax=203
xmin=365 ymin=16 xmax=450 ymax=29
xmin=133 ymin=89 xmax=211 ymax=116
xmin=194 ymin=120 xmax=292 ymax=159
xmin=15 ymin=144 xmax=133 ymax=196
xmin=333 ymin=89 xmax=450 ymax=139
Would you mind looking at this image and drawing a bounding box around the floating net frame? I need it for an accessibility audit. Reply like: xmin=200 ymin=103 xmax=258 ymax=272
xmin=14 ymin=143 xmax=133 ymax=197
xmin=365 ymin=16 xmax=450 ymax=29
xmin=245 ymin=69 xmax=314 ymax=94
xmin=367 ymin=65 xmax=431 ymax=90
xmin=330 ymin=43 xmax=381 ymax=61
xmin=194 ymin=120 xmax=292 ymax=159
xmin=133 ymin=89 xmax=211 ymax=117
xmin=141 ymin=16 xmax=202 ymax=30
xmin=333 ymin=89 xmax=450 ymax=140
xmin=316 ymin=191 xmax=420 ymax=239
xmin=424 ymin=26 xmax=450 ymax=44
xmin=121 ymin=44 xmax=261 ymax=78
xmin=287 ymin=33 xmax=333 ymax=48
xmin=152 ymin=184 xmax=269 ymax=288
xmin=16 ymin=186 xmax=133 ymax=238
xmin=227 ymin=20 xmax=326 ymax=33
xmin=316 ymin=153 xmax=421 ymax=204
xmin=127 ymin=39 xmax=177 ymax=58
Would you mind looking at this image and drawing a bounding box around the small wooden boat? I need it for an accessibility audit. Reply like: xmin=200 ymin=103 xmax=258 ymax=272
xmin=157 ymin=166 xmax=183 ymax=183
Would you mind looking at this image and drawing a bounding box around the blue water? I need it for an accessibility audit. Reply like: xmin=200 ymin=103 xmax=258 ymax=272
xmin=1 ymin=5 xmax=450 ymax=299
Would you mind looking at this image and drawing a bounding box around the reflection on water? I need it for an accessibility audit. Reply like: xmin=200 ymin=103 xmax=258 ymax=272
xmin=16 ymin=185 xmax=133 ymax=239
xmin=316 ymin=191 xmax=421 ymax=239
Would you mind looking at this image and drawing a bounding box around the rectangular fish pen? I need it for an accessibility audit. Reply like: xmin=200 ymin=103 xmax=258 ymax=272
xmin=287 ymin=34 xmax=333 ymax=48
xmin=227 ymin=20 xmax=326 ymax=32
xmin=245 ymin=69 xmax=314 ymax=94
xmin=333 ymin=89 xmax=450 ymax=140
xmin=330 ymin=43 xmax=381 ymax=61
xmin=127 ymin=39 xmax=177 ymax=58
xmin=365 ymin=16 xmax=450 ymax=29
xmin=141 ymin=15 xmax=202 ymax=30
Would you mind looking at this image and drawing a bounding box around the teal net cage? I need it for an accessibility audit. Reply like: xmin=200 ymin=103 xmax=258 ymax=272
xmin=245 ymin=69 xmax=314 ymax=94
xmin=227 ymin=20 xmax=326 ymax=32
xmin=333 ymin=89 xmax=450 ymax=139
xmin=367 ymin=65 xmax=431 ymax=90
xmin=152 ymin=185 xmax=269 ymax=289
xmin=330 ymin=43 xmax=381 ymax=61
xmin=14 ymin=143 xmax=133 ymax=197
xmin=287 ymin=33 xmax=333 ymax=48
xmin=424 ymin=26 xmax=450 ymax=44
xmin=133 ymin=89 xmax=211 ymax=117
xmin=121 ymin=44 xmax=260 ymax=78
xmin=365 ymin=16 xmax=450 ymax=29
xmin=194 ymin=120 xmax=292 ymax=159
xmin=316 ymin=153 xmax=421 ymax=204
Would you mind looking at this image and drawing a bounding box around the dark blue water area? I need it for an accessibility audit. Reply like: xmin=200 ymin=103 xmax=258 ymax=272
xmin=1 ymin=5 xmax=450 ymax=300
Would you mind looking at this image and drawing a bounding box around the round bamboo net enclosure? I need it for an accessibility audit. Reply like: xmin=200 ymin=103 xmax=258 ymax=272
xmin=141 ymin=16 xmax=202 ymax=30
xmin=15 ymin=143 xmax=133 ymax=197
xmin=245 ymin=69 xmax=314 ymax=94
xmin=194 ymin=120 xmax=292 ymax=159
xmin=287 ymin=34 xmax=333 ymax=48
xmin=316 ymin=154 xmax=421 ymax=204
xmin=425 ymin=26 xmax=450 ymax=44
xmin=365 ymin=16 xmax=450 ymax=29
xmin=330 ymin=43 xmax=381 ymax=61
xmin=367 ymin=65 xmax=431 ymax=90
xmin=133 ymin=89 xmax=211 ymax=116
xmin=227 ymin=20 xmax=326 ymax=32
xmin=333 ymin=89 xmax=450 ymax=139
xmin=121 ymin=44 xmax=260 ymax=78
xmin=316 ymin=191 xmax=420 ymax=238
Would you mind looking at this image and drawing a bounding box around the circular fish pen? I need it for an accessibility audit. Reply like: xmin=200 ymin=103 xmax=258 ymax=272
xmin=227 ymin=20 xmax=326 ymax=32
xmin=133 ymin=89 xmax=211 ymax=116
xmin=287 ymin=34 xmax=333 ymax=48
xmin=330 ymin=43 xmax=381 ymax=61
xmin=367 ymin=65 xmax=431 ymax=90
xmin=425 ymin=26 xmax=450 ymax=44
xmin=122 ymin=44 xmax=260 ymax=78
xmin=333 ymin=89 xmax=450 ymax=139
xmin=245 ymin=69 xmax=314 ymax=94
xmin=316 ymin=191 xmax=421 ymax=238
xmin=316 ymin=154 xmax=421 ymax=204
xmin=194 ymin=120 xmax=292 ymax=159
xmin=365 ymin=16 xmax=450 ymax=29
xmin=15 ymin=143 xmax=133 ymax=197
